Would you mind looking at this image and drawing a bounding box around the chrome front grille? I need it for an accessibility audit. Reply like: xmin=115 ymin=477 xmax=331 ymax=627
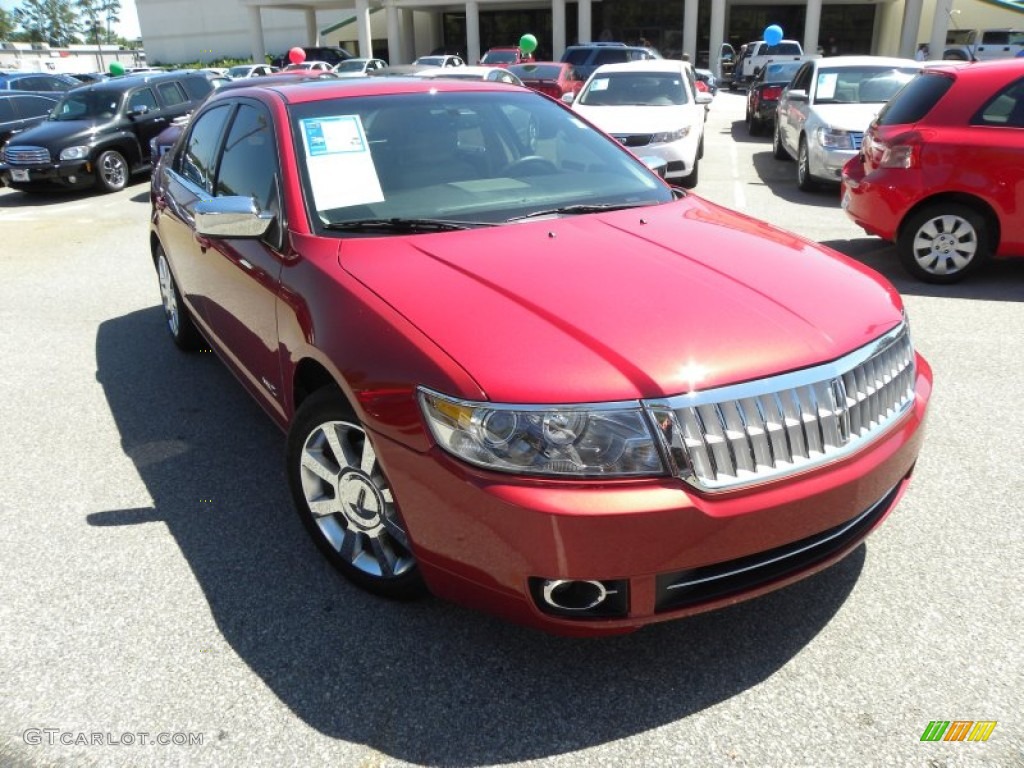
xmin=646 ymin=324 xmax=916 ymax=491
xmin=851 ymin=132 xmax=864 ymax=151
xmin=4 ymin=146 xmax=51 ymax=165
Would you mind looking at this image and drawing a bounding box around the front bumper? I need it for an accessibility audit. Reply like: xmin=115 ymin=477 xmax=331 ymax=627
xmin=811 ymin=142 xmax=857 ymax=183
xmin=374 ymin=357 xmax=932 ymax=636
xmin=0 ymin=159 xmax=95 ymax=189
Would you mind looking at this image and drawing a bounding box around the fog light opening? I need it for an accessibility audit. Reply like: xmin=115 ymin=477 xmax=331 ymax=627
xmin=542 ymin=579 xmax=611 ymax=612
xmin=68 ymin=175 xmax=77 ymax=184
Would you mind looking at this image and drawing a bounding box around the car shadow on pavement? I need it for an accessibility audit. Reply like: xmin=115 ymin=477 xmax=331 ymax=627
xmin=90 ymin=306 xmax=865 ymax=765
xmin=822 ymin=237 xmax=1024 ymax=303
xmin=748 ymin=152 xmax=840 ymax=209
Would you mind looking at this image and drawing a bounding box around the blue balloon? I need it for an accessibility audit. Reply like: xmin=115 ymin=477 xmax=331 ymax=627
xmin=764 ymin=24 xmax=784 ymax=47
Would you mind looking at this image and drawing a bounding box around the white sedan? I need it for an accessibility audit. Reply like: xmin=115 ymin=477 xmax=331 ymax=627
xmin=773 ymin=55 xmax=922 ymax=190
xmin=333 ymin=58 xmax=388 ymax=77
xmin=570 ymin=60 xmax=711 ymax=188
xmin=414 ymin=65 xmax=524 ymax=86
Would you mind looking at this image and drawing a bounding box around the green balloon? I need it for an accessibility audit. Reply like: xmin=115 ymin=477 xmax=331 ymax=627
xmin=519 ymin=33 xmax=538 ymax=54
xmin=108 ymin=61 xmax=125 ymax=76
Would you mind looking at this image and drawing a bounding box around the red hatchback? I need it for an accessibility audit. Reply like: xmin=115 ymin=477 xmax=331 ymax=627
xmin=842 ymin=59 xmax=1024 ymax=283
xmin=150 ymin=77 xmax=930 ymax=636
xmin=507 ymin=62 xmax=583 ymax=100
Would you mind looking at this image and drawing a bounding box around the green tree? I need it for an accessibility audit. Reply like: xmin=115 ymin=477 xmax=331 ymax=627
xmin=13 ymin=0 xmax=80 ymax=45
xmin=76 ymin=0 xmax=120 ymax=44
xmin=0 ymin=8 xmax=17 ymax=40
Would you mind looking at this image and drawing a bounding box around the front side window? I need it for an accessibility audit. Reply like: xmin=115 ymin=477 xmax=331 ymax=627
xmin=289 ymin=90 xmax=671 ymax=230
xmin=178 ymin=103 xmax=231 ymax=191
xmin=128 ymin=88 xmax=158 ymax=113
xmin=215 ymin=103 xmax=278 ymax=210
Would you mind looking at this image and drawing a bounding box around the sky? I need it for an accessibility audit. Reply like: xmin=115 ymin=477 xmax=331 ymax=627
xmin=1 ymin=0 xmax=141 ymax=39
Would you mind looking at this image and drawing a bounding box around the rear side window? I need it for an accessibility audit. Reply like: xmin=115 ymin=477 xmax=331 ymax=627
xmin=562 ymin=50 xmax=591 ymax=65
xmin=765 ymin=43 xmax=802 ymax=56
xmin=973 ymin=78 xmax=1024 ymax=127
xmin=594 ymin=49 xmax=629 ymax=65
xmin=181 ymin=77 xmax=214 ymax=102
xmin=877 ymin=72 xmax=953 ymax=126
xmin=157 ymin=81 xmax=187 ymax=107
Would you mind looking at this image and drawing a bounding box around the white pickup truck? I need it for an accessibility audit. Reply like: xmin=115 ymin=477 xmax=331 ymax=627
xmin=937 ymin=28 xmax=1024 ymax=61
xmin=729 ymin=39 xmax=804 ymax=90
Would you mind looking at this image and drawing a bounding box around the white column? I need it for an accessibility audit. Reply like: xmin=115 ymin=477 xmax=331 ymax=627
xmin=386 ymin=3 xmax=401 ymax=64
xmin=304 ymin=9 xmax=318 ymax=46
xmin=578 ymin=0 xmax=592 ymax=45
xmin=683 ymin=0 xmax=698 ymax=65
xmin=401 ymin=9 xmax=415 ymax=62
xmin=709 ymin=0 xmax=725 ymax=79
xmin=247 ymin=6 xmax=266 ymax=65
xmin=929 ymin=0 xmax=954 ymax=60
xmin=466 ymin=1 xmax=480 ymax=63
xmin=552 ymin=0 xmax=566 ymax=61
xmin=899 ymin=0 xmax=924 ymax=59
xmin=356 ymin=0 xmax=373 ymax=58
xmin=803 ymin=0 xmax=822 ymax=58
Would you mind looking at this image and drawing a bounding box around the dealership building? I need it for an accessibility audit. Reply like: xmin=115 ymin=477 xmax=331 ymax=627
xmin=135 ymin=0 xmax=1024 ymax=76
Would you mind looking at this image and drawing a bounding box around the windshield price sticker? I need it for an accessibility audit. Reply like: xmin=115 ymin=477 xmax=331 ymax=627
xmin=300 ymin=115 xmax=385 ymax=210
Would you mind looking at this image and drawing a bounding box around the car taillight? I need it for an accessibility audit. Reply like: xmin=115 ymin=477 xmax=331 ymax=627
xmin=878 ymin=138 xmax=921 ymax=169
xmin=763 ymin=85 xmax=782 ymax=100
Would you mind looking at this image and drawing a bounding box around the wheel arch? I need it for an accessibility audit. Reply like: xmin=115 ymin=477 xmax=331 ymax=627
xmin=293 ymin=357 xmax=347 ymax=414
xmin=897 ymin=192 xmax=1000 ymax=251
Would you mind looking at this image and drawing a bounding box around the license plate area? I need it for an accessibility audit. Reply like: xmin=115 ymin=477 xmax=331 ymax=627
xmin=11 ymin=169 xmax=30 ymax=182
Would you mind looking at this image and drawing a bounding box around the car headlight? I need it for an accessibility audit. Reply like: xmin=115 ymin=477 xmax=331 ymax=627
xmin=816 ymin=128 xmax=855 ymax=150
xmin=60 ymin=146 xmax=90 ymax=161
xmin=650 ymin=127 xmax=689 ymax=144
xmin=418 ymin=389 xmax=666 ymax=477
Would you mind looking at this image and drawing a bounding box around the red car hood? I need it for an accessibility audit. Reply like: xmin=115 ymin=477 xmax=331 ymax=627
xmin=338 ymin=197 xmax=903 ymax=403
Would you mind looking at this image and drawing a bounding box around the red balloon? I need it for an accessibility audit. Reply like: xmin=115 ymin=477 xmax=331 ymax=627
xmin=288 ymin=47 xmax=306 ymax=65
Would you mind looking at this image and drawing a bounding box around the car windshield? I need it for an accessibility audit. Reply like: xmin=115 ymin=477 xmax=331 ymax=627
xmin=228 ymin=66 xmax=255 ymax=77
xmin=482 ymin=50 xmax=518 ymax=64
xmin=415 ymin=57 xmax=445 ymax=66
xmin=508 ymin=64 xmax=564 ymax=80
xmin=814 ymin=66 xmax=919 ymax=104
xmin=335 ymin=60 xmax=368 ymax=73
xmin=289 ymin=90 xmax=672 ymax=230
xmin=578 ymin=72 xmax=687 ymax=106
xmin=764 ymin=62 xmax=801 ymax=82
xmin=50 ymin=89 xmax=122 ymax=120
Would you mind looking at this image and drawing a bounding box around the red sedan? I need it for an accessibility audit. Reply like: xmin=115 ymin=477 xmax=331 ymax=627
xmin=842 ymin=59 xmax=1024 ymax=283
xmin=149 ymin=77 xmax=930 ymax=636
xmin=507 ymin=62 xmax=583 ymax=100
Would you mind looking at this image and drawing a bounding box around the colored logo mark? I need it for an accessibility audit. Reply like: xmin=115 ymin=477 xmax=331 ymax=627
xmin=920 ymin=721 xmax=997 ymax=742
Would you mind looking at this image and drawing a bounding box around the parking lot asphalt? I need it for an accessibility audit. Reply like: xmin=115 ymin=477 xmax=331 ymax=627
xmin=1 ymin=90 xmax=1022 ymax=768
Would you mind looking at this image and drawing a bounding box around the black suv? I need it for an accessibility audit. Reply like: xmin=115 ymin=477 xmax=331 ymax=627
xmin=0 ymin=70 xmax=214 ymax=193
xmin=270 ymin=45 xmax=355 ymax=69
xmin=560 ymin=43 xmax=660 ymax=80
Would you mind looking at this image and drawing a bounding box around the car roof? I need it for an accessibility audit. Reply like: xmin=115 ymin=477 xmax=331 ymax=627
xmin=590 ymin=59 xmax=690 ymax=75
xmin=810 ymin=55 xmax=922 ymax=68
xmin=208 ymin=75 xmax=517 ymax=106
xmin=416 ymin=65 xmax=509 ymax=77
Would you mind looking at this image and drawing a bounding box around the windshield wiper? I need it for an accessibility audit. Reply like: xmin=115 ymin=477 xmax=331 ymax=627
xmin=507 ymin=202 xmax=652 ymax=222
xmin=323 ymin=217 xmax=494 ymax=233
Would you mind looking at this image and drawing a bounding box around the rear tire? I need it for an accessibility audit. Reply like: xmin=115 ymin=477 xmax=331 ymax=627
xmin=772 ymin=121 xmax=790 ymax=160
xmin=897 ymin=203 xmax=990 ymax=283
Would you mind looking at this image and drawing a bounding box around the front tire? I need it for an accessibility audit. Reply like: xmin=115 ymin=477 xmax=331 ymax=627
xmin=797 ymin=136 xmax=817 ymax=191
xmin=95 ymin=149 xmax=128 ymax=192
xmin=680 ymin=154 xmax=699 ymax=189
xmin=897 ymin=203 xmax=990 ymax=283
xmin=287 ymin=387 xmax=426 ymax=600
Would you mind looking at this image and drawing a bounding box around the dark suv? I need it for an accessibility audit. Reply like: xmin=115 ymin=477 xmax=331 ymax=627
xmin=0 ymin=70 xmax=214 ymax=193
xmin=560 ymin=43 xmax=660 ymax=80
xmin=271 ymin=45 xmax=355 ymax=69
